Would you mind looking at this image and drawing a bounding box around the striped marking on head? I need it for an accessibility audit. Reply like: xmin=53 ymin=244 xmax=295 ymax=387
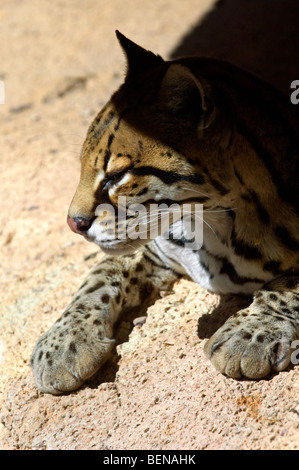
xmin=93 ymin=170 xmax=105 ymax=191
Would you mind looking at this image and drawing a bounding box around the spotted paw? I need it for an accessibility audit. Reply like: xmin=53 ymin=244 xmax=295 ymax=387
xmin=30 ymin=318 xmax=115 ymax=394
xmin=204 ymin=308 xmax=296 ymax=379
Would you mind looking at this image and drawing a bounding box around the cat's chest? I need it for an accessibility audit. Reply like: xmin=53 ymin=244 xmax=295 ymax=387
xmin=154 ymin=217 xmax=271 ymax=295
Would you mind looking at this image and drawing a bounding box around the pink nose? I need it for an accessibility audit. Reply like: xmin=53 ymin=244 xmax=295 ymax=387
xmin=67 ymin=216 xmax=93 ymax=236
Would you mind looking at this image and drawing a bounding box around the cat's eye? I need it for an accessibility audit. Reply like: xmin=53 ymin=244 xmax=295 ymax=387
xmin=101 ymin=167 xmax=131 ymax=191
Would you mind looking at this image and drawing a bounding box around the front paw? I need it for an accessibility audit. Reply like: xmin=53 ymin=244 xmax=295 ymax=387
xmin=204 ymin=310 xmax=295 ymax=379
xmin=31 ymin=320 xmax=115 ymax=394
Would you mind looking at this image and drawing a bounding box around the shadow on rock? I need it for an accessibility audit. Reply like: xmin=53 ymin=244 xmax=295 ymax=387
xmin=197 ymin=294 xmax=251 ymax=339
xmin=170 ymin=0 xmax=299 ymax=95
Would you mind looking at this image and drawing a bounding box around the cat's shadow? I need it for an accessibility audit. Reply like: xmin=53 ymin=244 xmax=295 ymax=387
xmin=197 ymin=294 xmax=251 ymax=339
xmin=85 ymin=304 xmax=150 ymax=388
xmin=170 ymin=0 xmax=299 ymax=96
xmin=85 ymin=292 xmax=252 ymax=388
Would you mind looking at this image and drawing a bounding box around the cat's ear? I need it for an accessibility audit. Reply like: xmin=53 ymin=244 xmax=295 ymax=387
xmin=116 ymin=30 xmax=164 ymax=79
xmin=159 ymin=64 xmax=216 ymax=132
xmin=160 ymin=64 xmax=208 ymax=113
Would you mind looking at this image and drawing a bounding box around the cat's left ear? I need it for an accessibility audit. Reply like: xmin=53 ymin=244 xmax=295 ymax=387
xmin=159 ymin=64 xmax=216 ymax=132
xmin=116 ymin=30 xmax=164 ymax=79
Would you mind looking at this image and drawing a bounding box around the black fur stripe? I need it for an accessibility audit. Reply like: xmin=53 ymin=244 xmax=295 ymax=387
xmin=230 ymin=227 xmax=263 ymax=260
xmin=236 ymin=120 xmax=297 ymax=206
xmin=103 ymin=133 xmax=115 ymax=171
xmin=219 ymin=256 xmax=264 ymax=285
xmin=144 ymin=243 xmax=177 ymax=272
xmin=130 ymin=166 xmax=205 ymax=185
xmin=241 ymin=189 xmax=270 ymax=225
xmin=248 ymin=189 xmax=270 ymax=225
xmin=202 ymin=245 xmax=265 ymax=285
xmin=142 ymin=196 xmax=209 ymax=206
xmin=274 ymin=225 xmax=299 ymax=251
xmin=263 ymin=260 xmax=282 ymax=275
xmin=203 ymin=167 xmax=229 ymax=196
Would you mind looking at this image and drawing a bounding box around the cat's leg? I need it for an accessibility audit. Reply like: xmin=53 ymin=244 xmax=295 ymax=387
xmin=205 ymin=276 xmax=299 ymax=378
xmin=31 ymin=243 xmax=179 ymax=394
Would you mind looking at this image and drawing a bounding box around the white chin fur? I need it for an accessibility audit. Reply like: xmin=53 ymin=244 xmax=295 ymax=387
xmin=85 ymin=232 xmax=147 ymax=255
xmin=86 ymin=219 xmax=151 ymax=255
xmin=93 ymin=242 xmax=138 ymax=255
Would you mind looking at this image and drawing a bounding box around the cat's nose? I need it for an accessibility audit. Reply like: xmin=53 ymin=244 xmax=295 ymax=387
xmin=67 ymin=216 xmax=93 ymax=236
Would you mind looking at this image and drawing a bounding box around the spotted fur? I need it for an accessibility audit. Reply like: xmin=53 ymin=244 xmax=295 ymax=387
xmin=31 ymin=32 xmax=299 ymax=394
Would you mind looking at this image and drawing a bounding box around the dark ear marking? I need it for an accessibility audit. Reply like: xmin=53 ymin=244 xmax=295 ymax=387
xmin=159 ymin=64 xmax=206 ymax=112
xmin=115 ymin=30 xmax=164 ymax=79
xmin=159 ymin=64 xmax=216 ymax=133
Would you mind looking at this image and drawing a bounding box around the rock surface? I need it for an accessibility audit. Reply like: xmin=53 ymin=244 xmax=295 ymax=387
xmin=1 ymin=0 xmax=299 ymax=450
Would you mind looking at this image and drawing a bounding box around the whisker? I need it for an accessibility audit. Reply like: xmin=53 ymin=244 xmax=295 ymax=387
xmin=179 ymin=186 xmax=209 ymax=198
xmin=203 ymin=207 xmax=238 ymax=214
xmin=116 ymin=198 xmax=237 ymax=242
